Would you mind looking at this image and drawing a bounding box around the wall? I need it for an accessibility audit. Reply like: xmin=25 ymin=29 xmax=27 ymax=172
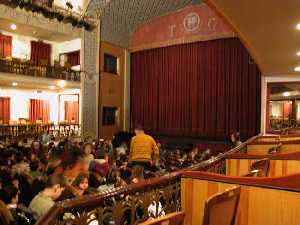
xmin=55 ymin=38 xmax=81 ymax=54
xmin=99 ymin=41 xmax=125 ymax=139
xmin=131 ymin=3 xmax=235 ymax=52
xmin=54 ymin=0 xmax=84 ymax=12
xmin=270 ymin=101 xmax=283 ymax=118
xmin=261 ymin=75 xmax=300 ymax=133
xmin=1 ymin=31 xmax=81 ymax=65
xmin=1 ymin=31 xmax=58 ymax=64
xmin=0 ymin=87 xmax=79 ymax=124
xmin=58 ymin=93 xmax=80 ymax=122
xmin=55 ymin=38 xmax=81 ymax=70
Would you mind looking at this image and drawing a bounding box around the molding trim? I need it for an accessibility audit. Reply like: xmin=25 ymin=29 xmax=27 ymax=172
xmin=0 ymin=5 xmax=81 ymax=38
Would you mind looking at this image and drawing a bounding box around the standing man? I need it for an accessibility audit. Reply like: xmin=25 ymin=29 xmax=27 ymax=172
xmin=129 ymin=126 xmax=159 ymax=171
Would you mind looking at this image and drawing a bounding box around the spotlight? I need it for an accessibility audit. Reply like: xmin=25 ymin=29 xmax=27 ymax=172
xmin=10 ymin=24 xmax=17 ymax=30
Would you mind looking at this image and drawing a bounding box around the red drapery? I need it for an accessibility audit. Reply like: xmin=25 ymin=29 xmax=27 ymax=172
xmin=67 ymin=50 xmax=80 ymax=66
xmin=283 ymin=102 xmax=292 ymax=118
xmin=64 ymin=101 xmax=79 ymax=123
xmin=30 ymin=41 xmax=51 ymax=66
xmin=29 ymin=99 xmax=50 ymax=123
xmin=0 ymin=33 xmax=12 ymax=58
xmin=131 ymin=38 xmax=261 ymax=140
xmin=0 ymin=97 xmax=10 ymax=124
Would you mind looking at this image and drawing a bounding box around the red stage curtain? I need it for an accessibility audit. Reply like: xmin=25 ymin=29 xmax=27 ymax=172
xmin=131 ymin=38 xmax=261 ymax=140
xmin=67 ymin=50 xmax=80 ymax=66
xmin=64 ymin=101 xmax=79 ymax=123
xmin=29 ymin=99 xmax=50 ymax=123
xmin=0 ymin=33 xmax=12 ymax=58
xmin=30 ymin=41 xmax=51 ymax=66
xmin=0 ymin=97 xmax=10 ymax=124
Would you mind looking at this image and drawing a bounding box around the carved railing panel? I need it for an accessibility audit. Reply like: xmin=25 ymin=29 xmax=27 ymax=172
xmin=0 ymin=59 xmax=81 ymax=82
xmin=52 ymin=181 xmax=180 ymax=225
xmin=35 ymin=135 xmax=260 ymax=225
xmin=0 ymin=124 xmax=80 ymax=139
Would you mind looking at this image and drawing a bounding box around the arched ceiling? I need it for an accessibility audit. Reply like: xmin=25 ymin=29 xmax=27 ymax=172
xmin=205 ymin=0 xmax=300 ymax=76
xmin=87 ymin=0 xmax=201 ymax=48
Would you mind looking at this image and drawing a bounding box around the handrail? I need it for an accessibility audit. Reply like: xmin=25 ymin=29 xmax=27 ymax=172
xmin=225 ymin=151 xmax=300 ymax=160
xmin=0 ymin=58 xmax=81 ymax=82
xmin=35 ymin=134 xmax=260 ymax=225
xmin=249 ymin=140 xmax=300 ymax=145
xmin=182 ymin=171 xmax=300 ymax=192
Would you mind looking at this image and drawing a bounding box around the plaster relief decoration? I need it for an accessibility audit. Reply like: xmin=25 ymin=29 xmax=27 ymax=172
xmin=0 ymin=4 xmax=81 ymax=38
xmin=183 ymin=12 xmax=201 ymax=32
xmin=131 ymin=3 xmax=235 ymax=52
xmin=0 ymin=0 xmax=94 ymax=31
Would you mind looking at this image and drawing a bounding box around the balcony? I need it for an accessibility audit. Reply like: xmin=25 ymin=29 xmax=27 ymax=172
xmin=0 ymin=58 xmax=81 ymax=82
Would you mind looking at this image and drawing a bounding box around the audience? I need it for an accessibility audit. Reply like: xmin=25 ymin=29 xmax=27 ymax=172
xmin=0 ymin=130 xmax=218 ymax=224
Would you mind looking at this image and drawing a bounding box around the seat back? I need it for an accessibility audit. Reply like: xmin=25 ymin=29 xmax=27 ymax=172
xmin=268 ymin=143 xmax=282 ymax=154
xmin=202 ymin=186 xmax=240 ymax=225
xmin=140 ymin=212 xmax=185 ymax=225
xmin=250 ymin=158 xmax=270 ymax=177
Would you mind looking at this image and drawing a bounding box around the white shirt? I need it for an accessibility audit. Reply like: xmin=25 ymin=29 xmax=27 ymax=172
xmin=148 ymin=201 xmax=165 ymax=218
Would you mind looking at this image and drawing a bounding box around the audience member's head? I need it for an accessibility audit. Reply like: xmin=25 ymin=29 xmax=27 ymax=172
xmin=73 ymin=172 xmax=89 ymax=192
xmin=30 ymin=160 xmax=39 ymax=172
xmin=44 ymin=174 xmax=66 ymax=200
xmin=81 ymin=142 xmax=94 ymax=156
xmin=134 ymin=125 xmax=144 ymax=135
xmin=0 ymin=186 xmax=19 ymax=205
xmin=15 ymin=152 xmax=25 ymax=164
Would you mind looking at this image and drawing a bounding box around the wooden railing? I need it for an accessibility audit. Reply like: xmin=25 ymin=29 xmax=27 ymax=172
xmin=35 ymin=135 xmax=259 ymax=225
xmin=0 ymin=123 xmax=80 ymax=139
xmin=0 ymin=59 xmax=81 ymax=82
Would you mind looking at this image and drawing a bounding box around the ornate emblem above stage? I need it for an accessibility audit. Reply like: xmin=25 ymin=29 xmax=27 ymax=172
xmin=131 ymin=3 xmax=235 ymax=52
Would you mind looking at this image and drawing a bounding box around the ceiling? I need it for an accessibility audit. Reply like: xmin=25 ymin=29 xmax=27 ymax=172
xmin=270 ymin=83 xmax=300 ymax=94
xmin=0 ymin=18 xmax=78 ymax=42
xmin=87 ymin=0 xmax=201 ymax=48
xmin=0 ymin=73 xmax=80 ymax=90
xmin=205 ymin=0 xmax=300 ymax=75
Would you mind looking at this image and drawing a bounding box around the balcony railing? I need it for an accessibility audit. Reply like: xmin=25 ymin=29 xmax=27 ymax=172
xmin=0 ymin=58 xmax=81 ymax=82
xmin=0 ymin=123 xmax=81 ymax=139
xmin=35 ymin=135 xmax=259 ymax=225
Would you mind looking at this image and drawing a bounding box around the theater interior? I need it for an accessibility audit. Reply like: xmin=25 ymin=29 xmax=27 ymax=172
xmin=0 ymin=1 xmax=300 ymax=225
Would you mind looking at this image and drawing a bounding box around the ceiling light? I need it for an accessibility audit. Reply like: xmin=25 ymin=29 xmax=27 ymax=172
xmin=57 ymin=80 xmax=66 ymax=88
xmin=12 ymin=82 xmax=18 ymax=86
xmin=283 ymin=92 xmax=290 ymax=97
xmin=10 ymin=24 xmax=17 ymax=30
xmin=297 ymin=51 xmax=300 ymax=56
xmin=49 ymin=85 xmax=55 ymax=90
xmin=294 ymin=66 xmax=300 ymax=72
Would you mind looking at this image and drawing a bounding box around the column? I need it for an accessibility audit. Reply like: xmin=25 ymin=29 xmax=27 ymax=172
xmin=81 ymin=23 xmax=100 ymax=138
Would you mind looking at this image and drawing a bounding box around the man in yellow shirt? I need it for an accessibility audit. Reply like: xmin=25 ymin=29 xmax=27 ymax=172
xmin=129 ymin=126 xmax=159 ymax=171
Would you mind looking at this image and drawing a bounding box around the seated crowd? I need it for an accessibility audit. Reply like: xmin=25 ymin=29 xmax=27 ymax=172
xmin=0 ymin=130 xmax=214 ymax=225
